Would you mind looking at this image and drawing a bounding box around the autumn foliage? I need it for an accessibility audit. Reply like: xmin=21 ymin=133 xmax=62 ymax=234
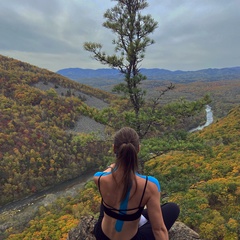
xmin=1 ymin=55 xmax=240 ymax=239
xmin=144 ymin=105 xmax=240 ymax=239
xmin=0 ymin=55 xmax=113 ymax=206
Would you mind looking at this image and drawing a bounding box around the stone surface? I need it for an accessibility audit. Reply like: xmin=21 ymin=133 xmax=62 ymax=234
xmin=67 ymin=215 xmax=202 ymax=240
xmin=168 ymin=221 xmax=201 ymax=240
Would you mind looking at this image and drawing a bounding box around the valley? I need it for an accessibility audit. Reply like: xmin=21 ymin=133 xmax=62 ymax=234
xmin=0 ymin=105 xmax=214 ymax=237
xmin=0 ymin=54 xmax=239 ymax=239
xmin=57 ymin=67 xmax=240 ymax=120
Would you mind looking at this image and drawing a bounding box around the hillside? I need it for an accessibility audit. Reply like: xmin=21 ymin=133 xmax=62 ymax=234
xmin=4 ymin=105 xmax=240 ymax=240
xmin=0 ymin=55 xmax=115 ymax=102
xmin=0 ymin=54 xmax=116 ymax=207
xmin=144 ymin=105 xmax=240 ymax=239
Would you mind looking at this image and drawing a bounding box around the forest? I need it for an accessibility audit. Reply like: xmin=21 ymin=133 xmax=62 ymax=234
xmin=0 ymin=54 xmax=115 ymax=206
xmin=0 ymin=54 xmax=240 ymax=239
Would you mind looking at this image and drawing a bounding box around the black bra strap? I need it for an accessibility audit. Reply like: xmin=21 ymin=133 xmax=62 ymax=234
xmin=138 ymin=176 xmax=148 ymax=207
xmin=97 ymin=173 xmax=104 ymax=198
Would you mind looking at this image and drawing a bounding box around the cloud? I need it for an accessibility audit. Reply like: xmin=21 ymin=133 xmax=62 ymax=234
xmin=148 ymin=0 xmax=240 ymax=69
xmin=0 ymin=0 xmax=239 ymax=71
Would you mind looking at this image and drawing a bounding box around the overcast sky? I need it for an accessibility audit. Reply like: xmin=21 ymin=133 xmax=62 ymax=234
xmin=0 ymin=0 xmax=239 ymax=72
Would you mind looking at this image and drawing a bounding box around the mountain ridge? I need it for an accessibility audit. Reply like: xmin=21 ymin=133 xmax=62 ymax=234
xmin=57 ymin=66 xmax=240 ymax=86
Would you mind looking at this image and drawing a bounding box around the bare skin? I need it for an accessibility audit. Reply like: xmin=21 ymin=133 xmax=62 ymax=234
xmin=93 ymin=164 xmax=168 ymax=240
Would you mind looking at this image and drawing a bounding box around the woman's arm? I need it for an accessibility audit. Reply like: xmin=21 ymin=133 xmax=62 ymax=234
xmin=146 ymin=185 xmax=168 ymax=240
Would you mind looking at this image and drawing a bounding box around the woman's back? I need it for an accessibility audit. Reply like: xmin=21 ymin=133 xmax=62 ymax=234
xmin=94 ymin=167 xmax=158 ymax=240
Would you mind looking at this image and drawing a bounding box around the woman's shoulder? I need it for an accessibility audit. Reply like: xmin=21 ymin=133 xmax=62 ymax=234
xmin=93 ymin=171 xmax=112 ymax=177
xmin=136 ymin=173 xmax=161 ymax=192
xmin=93 ymin=171 xmax=113 ymax=185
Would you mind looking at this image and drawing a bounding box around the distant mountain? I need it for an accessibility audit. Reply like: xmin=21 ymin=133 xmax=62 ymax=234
xmin=57 ymin=67 xmax=240 ymax=87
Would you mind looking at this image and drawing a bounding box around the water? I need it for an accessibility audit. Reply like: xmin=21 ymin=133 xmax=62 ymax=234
xmin=189 ymin=105 xmax=213 ymax=132
xmin=0 ymin=172 xmax=94 ymax=234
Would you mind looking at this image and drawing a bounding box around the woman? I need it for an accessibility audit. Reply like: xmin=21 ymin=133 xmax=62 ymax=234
xmin=93 ymin=127 xmax=179 ymax=240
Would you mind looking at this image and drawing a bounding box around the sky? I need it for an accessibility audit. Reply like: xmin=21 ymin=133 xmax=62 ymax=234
xmin=0 ymin=0 xmax=239 ymax=72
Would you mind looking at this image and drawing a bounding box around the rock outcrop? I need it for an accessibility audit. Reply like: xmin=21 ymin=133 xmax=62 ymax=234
xmin=67 ymin=215 xmax=201 ymax=240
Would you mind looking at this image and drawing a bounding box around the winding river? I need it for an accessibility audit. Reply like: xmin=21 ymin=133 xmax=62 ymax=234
xmin=189 ymin=105 xmax=213 ymax=132
xmin=0 ymin=172 xmax=94 ymax=234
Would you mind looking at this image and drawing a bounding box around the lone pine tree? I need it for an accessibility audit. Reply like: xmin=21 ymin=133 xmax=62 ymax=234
xmin=84 ymin=0 xmax=163 ymax=137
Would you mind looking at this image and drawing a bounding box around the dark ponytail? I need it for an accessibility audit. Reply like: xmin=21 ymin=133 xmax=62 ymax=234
xmin=113 ymin=127 xmax=139 ymax=201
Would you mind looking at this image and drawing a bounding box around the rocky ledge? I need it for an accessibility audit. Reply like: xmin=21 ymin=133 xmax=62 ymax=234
xmin=67 ymin=215 xmax=201 ymax=240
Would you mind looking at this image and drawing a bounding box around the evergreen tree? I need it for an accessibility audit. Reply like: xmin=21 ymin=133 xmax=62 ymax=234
xmin=84 ymin=0 xmax=165 ymax=137
xmin=84 ymin=0 xmax=209 ymax=138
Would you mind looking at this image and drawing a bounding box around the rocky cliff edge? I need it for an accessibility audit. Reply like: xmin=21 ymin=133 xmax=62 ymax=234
xmin=67 ymin=215 xmax=201 ymax=240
